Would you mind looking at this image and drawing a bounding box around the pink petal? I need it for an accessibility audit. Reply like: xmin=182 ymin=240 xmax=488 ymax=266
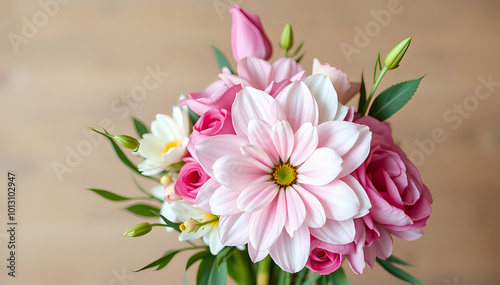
xmin=372 ymin=226 xmax=393 ymax=259
xmin=337 ymin=124 xmax=372 ymax=178
xmin=275 ymin=81 xmax=318 ymax=131
xmin=195 ymin=135 xmax=247 ymax=177
xmin=293 ymin=184 xmax=326 ymax=228
xmin=341 ymin=175 xmax=371 ymax=218
xmin=290 ymin=123 xmax=318 ymax=166
xmin=249 ymin=191 xmax=286 ymax=252
xmin=302 ymin=74 xmax=339 ymax=124
xmin=317 ymin=121 xmax=360 ymax=157
xmin=271 ymin=121 xmax=294 ymax=162
xmin=303 ymin=179 xmax=361 ymax=221
xmin=218 ymin=213 xmax=252 ymax=246
xmin=232 ymin=87 xmax=274 ymax=138
xmin=284 ymin=187 xmax=306 ymax=237
xmin=237 ymin=57 xmax=271 ymax=90
xmin=248 ymin=119 xmax=280 ymax=165
xmin=237 ymin=181 xmax=279 ymax=212
xmin=209 ymin=186 xmax=242 ymax=215
xmin=270 ymin=57 xmax=305 ymax=83
xmin=213 ymin=154 xmax=270 ymax=190
xmin=310 ymin=219 xmax=355 ymax=244
xmin=248 ymin=243 xmax=269 ymax=263
xmin=241 ymin=144 xmax=274 ymax=168
xmin=297 ymin=148 xmax=342 ymax=186
xmin=270 ymin=226 xmax=310 ymax=273
xmin=196 ymin=178 xmax=220 ymax=213
xmin=390 ymin=229 xmax=423 ymax=241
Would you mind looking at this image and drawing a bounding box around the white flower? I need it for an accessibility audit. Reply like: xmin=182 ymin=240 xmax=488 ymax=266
xmin=137 ymin=106 xmax=191 ymax=175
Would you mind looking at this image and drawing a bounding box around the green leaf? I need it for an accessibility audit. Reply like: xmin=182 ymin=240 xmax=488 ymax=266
xmin=152 ymin=211 xmax=181 ymax=232
xmin=133 ymin=117 xmax=149 ymax=138
xmin=296 ymin=53 xmax=305 ymax=63
xmin=227 ymin=248 xmax=255 ymax=285
xmin=317 ymin=275 xmax=328 ymax=285
xmin=187 ymin=250 xmax=212 ymax=271
xmin=125 ymin=204 xmax=160 ymax=217
xmin=211 ymin=45 xmax=235 ymax=74
xmin=329 ymin=267 xmax=351 ymax=285
xmin=386 ymin=255 xmax=412 ymax=266
xmin=290 ymin=41 xmax=304 ymax=58
xmin=277 ymin=269 xmax=291 ymax=285
xmin=357 ymin=72 xmax=367 ymax=114
xmin=377 ymin=258 xmax=424 ymax=284
xmin=134 ymin=250 xmax=180 ymax=272
xmin=216 ymin=246 xmax=235 ymax=268
xmin=368 ymin=76 xmax=424 ymax=121
xmin=189 ymin=107 xmax=201 ymax=126
xmin=302 ymin=273 xmax=321 ymax=285
xmin=87 ymin=188 xmax=131 ymax=201
xmin=197 ymin=255 xmax=227 ymax=285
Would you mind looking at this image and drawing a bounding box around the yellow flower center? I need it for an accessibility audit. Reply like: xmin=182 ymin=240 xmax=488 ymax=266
xmin=272 ymin=163 xmax=297 ymax=187
xmin=163 ymin=140 xmax=181 ymax=154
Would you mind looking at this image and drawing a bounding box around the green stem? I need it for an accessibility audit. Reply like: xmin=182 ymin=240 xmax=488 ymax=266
xmin=362 ymin=66 xmax=388 ymax=115
xmin=302 ymin=273 xmax=321 ymax=285
xmin=294 ymin=268 xmax=309 ymax=284
xmin=233 ymin=249 xmax=253 ymax=285
xmin=257 ymin=256 xmax=271 ymax=285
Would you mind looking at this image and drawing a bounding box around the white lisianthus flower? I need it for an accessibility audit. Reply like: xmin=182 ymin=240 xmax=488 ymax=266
xmin=137 ymin=106 xmax=191 ymax=176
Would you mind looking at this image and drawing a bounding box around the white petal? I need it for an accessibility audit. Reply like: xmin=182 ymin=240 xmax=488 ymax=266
xmin=317 ymin=121 xmax=360 ymax=157
xmin=293 ymin=184 xmax=326 ymax=228
xmin=196 ymin=178 xmax=220 ymax=213
xmin=209 ymin=186 xmax=242 ymax=215
xmin=333 ymin=103 xmax=349 ymax=121
xmin=289 ymin=123 xmax=318 ymax=166
xmin=310 ymin=219 xmax=356 ymax=244
xmin=151 ymin=185 xmax=165 ymax=201
xmin=270 ymin=226 xmax=310 ymax=273
xmin=171 ymin=200 xmax=204 ymax=221
xmin=302 ymin=74 xmax=338 ymax=123
xmin=248 ymin=243 xmax=269 ymax=263
xmin=241 ymin=144 xmax=274 ymax=168
xmin=337 ymin=125 xmax=371 ymax=178
xmin=203 ymin=228 xmax=225 ymax=255
xmin=232 ymin=87 xmax=273 ymax=138
xmin=297 ymin=148 xmax=342 ymax=186
xmin=248 ymin=119 xmax=280 ymax=164
xmin=275 ymin=81 xmax=318 ymax=131
xmin=341 ymin=175 xmax=371 ymax=218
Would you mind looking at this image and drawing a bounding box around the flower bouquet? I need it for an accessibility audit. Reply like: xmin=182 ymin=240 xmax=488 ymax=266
xmin=90 ymin=5 xmax=432 ymax=285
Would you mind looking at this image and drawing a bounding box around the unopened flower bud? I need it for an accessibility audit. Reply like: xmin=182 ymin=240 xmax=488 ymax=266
xmin=179 ymin=219 xmax=199 ymax=233
xmin=160 ymin=174 xmax=173 ymax=186
xmin=384 ymin=37 xmax=412 ymax=70
xmin=280 ymin=23 xmax=294 ymax=52
xmin=124 ymin=222 xmax=152 ymax=237
xmin=113 ymin=135 xmax=140 ymax=151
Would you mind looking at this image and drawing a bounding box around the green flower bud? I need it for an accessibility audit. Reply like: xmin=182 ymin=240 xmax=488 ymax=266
xmin=384 ymin=37 xmax=412 ymax=70
xmin=280 ymin=23 xmax=294 ymax=52
xmin=124 ymin=222 xmax=152 ymax=237
xmin=113 ymin=135 xmax=140 ymax=151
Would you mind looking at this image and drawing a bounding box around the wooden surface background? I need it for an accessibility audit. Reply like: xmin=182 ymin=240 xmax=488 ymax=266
xmin=1 ymin=1 xmax=499 ymax=284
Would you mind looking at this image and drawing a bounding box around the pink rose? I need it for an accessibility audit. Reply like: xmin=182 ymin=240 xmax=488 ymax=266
xmin=312 ymin=58 xmax=360 ymax=104
xmin=174 ymin=158 xmax=210 ymax=205
xmin=187 ymin=108 xmax=235 ymax=157
xmin=352 ymin=116 xmax=432 ymax=235
xmin=230 ymin=5 xmax=272 ymax=63
xmin=306 ymin=238 xmax=353 ymax=275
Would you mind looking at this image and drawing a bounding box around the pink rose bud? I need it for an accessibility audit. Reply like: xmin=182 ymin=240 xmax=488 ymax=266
xmin=174 ymin=158 xmax=210 ymax=205
xmin=230 ymin=5 xmax=272 ymax=63
xmin=306 ymin=238 xmax=346 ymax=275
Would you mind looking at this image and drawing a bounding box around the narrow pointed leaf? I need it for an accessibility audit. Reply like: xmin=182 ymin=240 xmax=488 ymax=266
xmin=377 ymin=258 xmax=424 ymax=284
xmin=290 ymin=41 xmax=304 ymax=57
xmin=357 ymin=72 xmax=367 ymax=114
xmin=134 ymin=250 xmax=181 ymax=272
xmin=197 ymin=255 xmax=227 ymax=285
xmin=152 ymin=211 xmax=181 ymax=232
xmin=386 ymin=255 xmax=412 ymax=266
xmin=374 ymin=52 xmax=382 ymax=83
xmin=216 ymin=246 xmax=235 ymax=268
xmin=187 ymin=250 xmax=212 ymax=270
xmin=189 ymin=107 xmax=201 ymax=125
xmin=368 ymin=76 xmax=424 ymax=121
xmin=133 ymin=117 xmax=149 ymax=138
xmin=87 ymin=188 xmax=131 ymax=201
xmin=211 ymin=45 xmax=235 ymax=74
xmin=125 ymin=204 xmax=160 ymax=217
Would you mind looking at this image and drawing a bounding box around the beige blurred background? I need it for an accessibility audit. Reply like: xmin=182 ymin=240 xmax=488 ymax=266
xmin=1 ymin=0 xmax=499 ymax=284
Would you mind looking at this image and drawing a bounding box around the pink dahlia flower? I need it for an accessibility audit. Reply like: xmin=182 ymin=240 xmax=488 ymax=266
xmin=179 ymin=56 xmax=304 ymax=116
xmin=194 ymin=74 xmax=372 ymax=273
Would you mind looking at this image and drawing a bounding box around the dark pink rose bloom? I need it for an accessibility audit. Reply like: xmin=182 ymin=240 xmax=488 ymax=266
xmin=174 ymin=157 xmax=210 ymax=205
xmin=306 ymin=237 xmax=353 ymax=275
